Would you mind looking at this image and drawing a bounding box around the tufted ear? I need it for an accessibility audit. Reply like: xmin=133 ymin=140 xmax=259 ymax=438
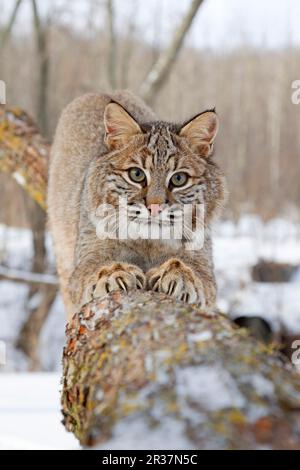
xmin=179 ymin=110 xmax=219 ymax=157
xmin=104 ymin=102 xmax=142 ymax=151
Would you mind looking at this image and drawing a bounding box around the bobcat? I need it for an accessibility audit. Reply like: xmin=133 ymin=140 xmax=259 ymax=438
xmin=48 ymin=91 xmax=227 ymax=319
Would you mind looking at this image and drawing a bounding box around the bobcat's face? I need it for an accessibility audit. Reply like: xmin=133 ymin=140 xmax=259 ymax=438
xmin=89 ymin=103 xmax=227 ymax=244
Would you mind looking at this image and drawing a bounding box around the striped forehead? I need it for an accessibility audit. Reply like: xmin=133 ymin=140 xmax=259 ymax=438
xmin=146 ymin=123 xmax=177 ymax=167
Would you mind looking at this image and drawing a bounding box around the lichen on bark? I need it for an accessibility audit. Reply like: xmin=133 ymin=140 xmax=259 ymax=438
xmin=61 ymin=291 xmax=300 ymax=449
xmin=0 ymin=107 xmax=49 ymax=209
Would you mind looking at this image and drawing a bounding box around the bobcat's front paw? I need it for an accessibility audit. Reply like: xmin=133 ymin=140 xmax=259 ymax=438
xmin=147 ymin=258 xmax=205 ymax=306
xmin=92 ymin=263 xmax=146 ymax=299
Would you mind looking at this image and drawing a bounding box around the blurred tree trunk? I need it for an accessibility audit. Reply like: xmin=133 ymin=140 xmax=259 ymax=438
xmin=139 ymin=0 xmax=205 ymax=105
xmin=16 ymin=284 xmax=57 ymax=369
xmin=268 ymin=61 xmax=283 ymax=211
xmin=0 ymin=0 xmax=23 ymax=51
xmin=32 ymin=0 xmax=50 ymax=137
xmin=120 ymin=1 xmax=137 ymax=89
xmin=20 ymin=196 xmax=57 ymax=368
xmin=0 ymin=106 xmax=53 ymax=367
xmin=16 ymin=0 xmax=55 ymax=369
xmin=106 ymin=0 xmax=117 ymax=90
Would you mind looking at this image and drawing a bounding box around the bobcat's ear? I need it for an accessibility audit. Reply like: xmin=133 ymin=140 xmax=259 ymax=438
xmin=179 ymin=110 xmax=219 ymax=157
xmin=104 ymin=102 xmax=142 ymax=150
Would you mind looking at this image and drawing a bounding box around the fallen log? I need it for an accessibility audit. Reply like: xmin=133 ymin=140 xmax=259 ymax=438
xmin=62 ymin=291 xmax=300 ymax=449
xmin=1 ymin=106 xmax=300 ymax=449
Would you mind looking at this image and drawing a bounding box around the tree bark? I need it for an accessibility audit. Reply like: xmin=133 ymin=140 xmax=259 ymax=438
xmin=0 ymin=0 xmax=23 ymax=52
xmin=1 ymin=106 xmax=300 ymax=449
xmin=106 ymin=0 xmax=117 ymax=90
xmin=16 ymin=284 xmax=57 ymax=369
xmin=62 ymin=291 xmax=300 ymax=449
xmin=0 ymin=107 xmax=49 ymax=209
xmin=139 ymin=0 xmax=205 ymax=105
xmin=31 ymin=0 xmax=50 ymax=137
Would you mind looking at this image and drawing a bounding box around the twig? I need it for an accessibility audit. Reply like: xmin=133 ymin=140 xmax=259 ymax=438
xmin=0 ymin=265 xmax=58 ymax=286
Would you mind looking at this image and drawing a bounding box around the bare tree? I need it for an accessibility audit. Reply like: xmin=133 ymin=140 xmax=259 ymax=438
xmin=0 ymin=0 xmax=23 ymax=52
xmin=13 ymin=1 xmax=55 ymax=369
xmin=0 ymin=103 xmax=55 ymax=368
xmin=139 ymin=0 xmax=205 ymax=104
xmin=268 ymin=61 xmax=283 ymax=207
xmin=120 ymin=0 xmax=138 ymax=89
xmin=106 ymin=0 xmax=117 ymax=89
xmin=31 ymin=0 xmax=50 ymax=136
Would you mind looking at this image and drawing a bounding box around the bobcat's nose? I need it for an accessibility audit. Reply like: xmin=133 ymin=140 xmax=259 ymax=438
xmin=147 ymin=203 xmax=162 ymax=217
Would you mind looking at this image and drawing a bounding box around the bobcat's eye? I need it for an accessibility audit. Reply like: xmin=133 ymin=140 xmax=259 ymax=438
xmin=170 ymin=172 xmax=188 ymax=188
xmin=128 ymin=167 xmax=146 ymax=183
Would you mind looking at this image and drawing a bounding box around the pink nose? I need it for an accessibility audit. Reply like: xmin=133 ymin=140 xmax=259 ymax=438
xmin=148 ymin=204 xmax=162 ymax=217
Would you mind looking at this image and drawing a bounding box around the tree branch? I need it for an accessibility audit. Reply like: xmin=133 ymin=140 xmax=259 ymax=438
xmin=31 ymin=0 xmax=50 ymax=136
xmin=139 ymin=0 xmax=205 ymax=105
xmin=106 ymin=0 xmax=117 ymax=90
xmin=0 ymin=265 xmax=58 ymax=286
xmin=0 ymin=0 xmax=23 ymax=52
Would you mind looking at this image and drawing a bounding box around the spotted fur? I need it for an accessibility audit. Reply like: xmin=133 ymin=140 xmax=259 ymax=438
xmin=48 ymin=91 xmax=227 ymax=318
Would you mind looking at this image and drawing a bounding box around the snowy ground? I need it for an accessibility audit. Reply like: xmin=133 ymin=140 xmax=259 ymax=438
xmin=0 ymin=373 xmax=79 ymax=449
xmin=0 ymin=215 xmax=300 ymax=449
xmin=214 ymin=216 xmax=300 ymax=334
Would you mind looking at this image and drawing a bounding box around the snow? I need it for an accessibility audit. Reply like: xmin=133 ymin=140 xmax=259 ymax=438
xmin=176 ymin=365 xmax=246 ymax=411
xmin=94 ymin=417 xmax=194 ymax=451
xmin=0 ymin=215 xmax=300 ymax=448
xmin=188 ymin=330 xmax=213 ymax=342
xmin=213 ymin=216 xmax=300 ymax=332
xmin=247 ymin=374 xmax=274 ymax=398
xmin=0 ymin=373 xmax=79 ymax=450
